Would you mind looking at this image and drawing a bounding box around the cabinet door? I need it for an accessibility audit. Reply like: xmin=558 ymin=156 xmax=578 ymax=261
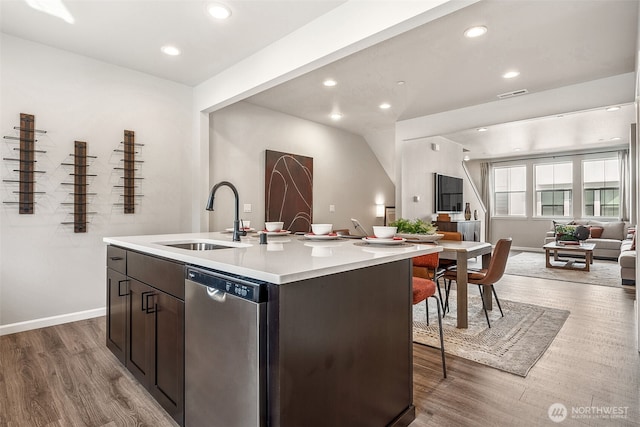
xmin=126 ymin=279 xmax=155 ymax=388
xmin=150 ymin=291 xmax=185 ymax=425
xmin=106 ymin=268 xmax=127 ymax=363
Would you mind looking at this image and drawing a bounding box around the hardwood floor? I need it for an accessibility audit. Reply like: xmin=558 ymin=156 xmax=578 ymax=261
xmin=413 ymin=276 xmax=639 ymax=427
xmin=0 ymin=274 xmax=638 ymax=426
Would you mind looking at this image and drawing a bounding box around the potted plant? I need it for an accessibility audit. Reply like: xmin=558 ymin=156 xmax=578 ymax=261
xmin=390 ymin=218 xmax=443 ymax=242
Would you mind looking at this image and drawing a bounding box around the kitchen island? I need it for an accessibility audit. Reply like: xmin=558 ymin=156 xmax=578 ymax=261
xmin=104 ymin=232 xmax=441 ymax=427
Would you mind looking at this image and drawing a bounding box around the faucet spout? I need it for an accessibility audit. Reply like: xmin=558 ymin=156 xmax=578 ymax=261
xmin=206 ymin=181 xmax=245 ymax=242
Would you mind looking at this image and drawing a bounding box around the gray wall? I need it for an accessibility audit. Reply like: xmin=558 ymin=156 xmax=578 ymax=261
xmin=209 ymin=102 xmax=395 ymax=234
xmin=396 ymin=136 xmax=485 ymax=238
xmin=468 ymin=150 xmax=630 ymax=250
xmin=1 ymin=35 xmax=193 ymax=329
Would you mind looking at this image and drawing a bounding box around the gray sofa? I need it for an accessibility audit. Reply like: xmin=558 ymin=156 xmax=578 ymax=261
xmin=544 ymin=220 xmax=628 ymax=259
xmin=619 ymin=237 xmax=636 ymax=285
xmin=544 ymin=220 xmax=635 ymax=285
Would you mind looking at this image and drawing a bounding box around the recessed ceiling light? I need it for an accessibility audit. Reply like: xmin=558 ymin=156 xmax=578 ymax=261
xmin=397 ymin=81 xmax=405 ymax=85
xmin=207 ymin=3 xmax=231 ymax=19
xmin=610 ymin=137 xmax=622 ymax=141
xmin=330 ymin=113 xmax=343 ymax=120
xmin=502 ymin=70 xmax=520 ymax=79
xmin=323 ymin=79 xmax=337 ymax=87
xmin=464 ymin=25 xmax=487 ymax=38
xmin=477 ymin=127 xmax=488 ymax=132
xmin=514 ymin=148 xmax=521 ymax=152
xmin=161 ymin=45 xmax=181 ymax=56
xmin=379 ymin=103 xmax=391 ymax=110
xmin=606 ymin=106 xmax=621 ymax=112
xmin=463 ymin=155 xmax=470 ymax=161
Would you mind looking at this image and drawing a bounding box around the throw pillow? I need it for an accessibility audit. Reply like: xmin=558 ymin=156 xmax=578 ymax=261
xmin=589 ymin=226 xmax=604 ymax=238
xmin=632 ymin=233 xmax=636 ymax=251
xmin=588 ymin=220 xmax=626 ymax=240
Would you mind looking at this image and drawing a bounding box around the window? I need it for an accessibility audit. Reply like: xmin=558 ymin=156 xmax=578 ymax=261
xmin=535 ymin=163 xmax=572 ymax=217
xmin=493 ymin=166 xmax=526 ymax=216
xmin=583 ymin=158 xmax=619 ymax=217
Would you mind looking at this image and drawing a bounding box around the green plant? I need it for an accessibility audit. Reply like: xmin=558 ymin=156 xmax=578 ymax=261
xmin=555 ymin=224 xmax=578 ymax=241
xmin=390 ymin=218 xmax=437 ymax=235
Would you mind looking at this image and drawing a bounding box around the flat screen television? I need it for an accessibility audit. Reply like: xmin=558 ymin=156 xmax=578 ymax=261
xmin=435 ymin=173 xmax=463 ymax=213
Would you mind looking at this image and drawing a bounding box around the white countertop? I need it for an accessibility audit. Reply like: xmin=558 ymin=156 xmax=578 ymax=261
xmin=104 ymin=232 xmax=441 ymax=284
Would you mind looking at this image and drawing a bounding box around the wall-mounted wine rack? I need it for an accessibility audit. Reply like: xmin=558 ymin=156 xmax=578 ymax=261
xmin=2 ymin=113 xmax=47 ymax=214
xmin=114 ymin=129 xmax=144 ymax=213
xmin=61 ymin=141 xmax=97 ymax=232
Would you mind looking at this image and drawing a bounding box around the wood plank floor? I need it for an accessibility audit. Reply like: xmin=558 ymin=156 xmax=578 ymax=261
xmin=0 ymin=274 xmax=638 ymax=426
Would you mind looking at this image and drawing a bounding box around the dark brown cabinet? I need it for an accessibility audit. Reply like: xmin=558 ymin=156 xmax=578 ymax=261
xmin=106 ymin=246 xmax=185 ymax=426
xmin=435 ymin=220 xmax=481 ymax=241
xmin=106 ymin=246 xmax=127 ymax=364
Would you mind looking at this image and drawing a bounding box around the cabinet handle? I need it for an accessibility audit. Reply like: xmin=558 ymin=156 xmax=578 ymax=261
xmin=117 ymin=279 xmax=129 ymax=297
xmin=110 ymin=256 xmax=124 ymax=261
xmin=141 ymin=291 xmax=156 ymax=314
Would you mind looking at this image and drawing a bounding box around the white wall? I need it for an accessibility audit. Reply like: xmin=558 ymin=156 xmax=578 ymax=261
xmin=0 ymin=35 xmax=193 ymax=331
xmin=396 ymin=135 xmax=483 ymax=233
xmin=208 ymin=102 xmax=394 ymax=233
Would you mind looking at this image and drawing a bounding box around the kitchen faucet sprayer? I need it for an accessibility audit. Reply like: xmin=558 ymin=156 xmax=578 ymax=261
xmin=206 ymin=181 xmax=245 ymax=242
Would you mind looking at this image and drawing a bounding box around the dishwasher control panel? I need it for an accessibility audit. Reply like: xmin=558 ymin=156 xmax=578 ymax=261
xmin=186 ymin=266 xmax=266 ymax=303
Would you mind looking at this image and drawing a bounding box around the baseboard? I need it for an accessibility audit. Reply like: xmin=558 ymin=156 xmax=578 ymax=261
xmin=0 ymin=307 xmax=106 ymax=336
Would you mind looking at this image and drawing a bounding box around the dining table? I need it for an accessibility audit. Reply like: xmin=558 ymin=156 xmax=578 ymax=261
xmin=438 ymin=240 xmax=493 ymax=328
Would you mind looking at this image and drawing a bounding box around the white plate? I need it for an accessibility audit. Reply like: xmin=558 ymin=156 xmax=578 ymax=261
xmin=396 ymin=233 xmax=444 ymax=242
xmin=304 ymin=233 xmax=340 ymax=240
xmin=260 ymin=230 xmax=291 ymax=236
xmin=225 ymin=227 xmax=255 ymax=233
xmin=362 ymin=237 xmax=407 ymax=245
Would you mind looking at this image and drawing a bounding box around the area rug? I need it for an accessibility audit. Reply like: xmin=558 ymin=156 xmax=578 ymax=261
xmin=412 ymin=293 xmax=569 ymax=377
xmin=503 ymin=251 xmax=621 ymax=287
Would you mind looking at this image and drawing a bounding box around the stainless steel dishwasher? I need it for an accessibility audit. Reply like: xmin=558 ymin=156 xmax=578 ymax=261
xmin=185 ymin=266 xmax=267 ymax=427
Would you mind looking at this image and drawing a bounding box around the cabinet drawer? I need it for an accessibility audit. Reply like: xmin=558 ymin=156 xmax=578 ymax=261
xmin=107 ymin=246 xmax=127 ymax=274
xmin=127 ymin=251 xmax=185 ymax=300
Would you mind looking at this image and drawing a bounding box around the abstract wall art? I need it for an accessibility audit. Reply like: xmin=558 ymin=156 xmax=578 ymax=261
xmin=265 ymin=150 xmax=313 ymax=233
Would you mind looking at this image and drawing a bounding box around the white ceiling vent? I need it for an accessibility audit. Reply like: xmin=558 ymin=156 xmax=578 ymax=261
xmin=497 ymin=89 xmax=529 ymax=99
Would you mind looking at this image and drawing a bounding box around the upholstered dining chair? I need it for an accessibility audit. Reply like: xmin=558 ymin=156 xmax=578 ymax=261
xmin=412 ymin=276 xmax=447 ymax=378
xmin=412 ymin=252 xmax=446 ymax=311
xmin=443 ymin=238 xmax=512 ymax=328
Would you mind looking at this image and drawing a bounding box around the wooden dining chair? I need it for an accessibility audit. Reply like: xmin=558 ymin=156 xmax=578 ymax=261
xmin=412 ymin=276 xmax=446 ymax=378
xmin=443 ymin=238 xmax=512 ymax=328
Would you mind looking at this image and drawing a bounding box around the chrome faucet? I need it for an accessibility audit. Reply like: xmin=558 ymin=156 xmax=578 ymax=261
xmin=206 ymin=181 xmax=245 ymax=242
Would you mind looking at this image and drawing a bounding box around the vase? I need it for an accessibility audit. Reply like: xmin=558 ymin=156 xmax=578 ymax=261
xmin=464 ymin=202 xmax=471 ymax=220
xmin=473 ymin=209 xmax=478 ymax=220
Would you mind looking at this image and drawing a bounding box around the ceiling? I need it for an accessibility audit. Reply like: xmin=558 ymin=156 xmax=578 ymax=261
xmin=1 ymin=0 xmax=638 ymax=161
xmin=245 ymin=0 xmax=639 ymax=160
xmin=0 ymin=0 xmax=346 ymax=86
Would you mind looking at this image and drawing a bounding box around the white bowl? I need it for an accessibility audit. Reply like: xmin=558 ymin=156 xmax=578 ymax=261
xmin=372 ymin=226 xmax=397 ymax=239
xmin=311 ymin=223 xmax=333 ymax=235
xmin=265 ymin=221 xmax=284 ymax=232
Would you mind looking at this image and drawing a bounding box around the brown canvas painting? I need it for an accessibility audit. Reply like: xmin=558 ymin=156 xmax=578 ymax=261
xmin=265 ymin=150 xmax=313 ymax=233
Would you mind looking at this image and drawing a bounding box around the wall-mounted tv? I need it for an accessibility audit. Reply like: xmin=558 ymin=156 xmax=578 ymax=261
xmin=435 ymin=173 xmax=463 ymax=213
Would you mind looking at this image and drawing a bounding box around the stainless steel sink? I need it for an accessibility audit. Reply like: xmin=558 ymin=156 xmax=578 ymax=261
xmin=161 ymin=242 xmax=234 ymax=251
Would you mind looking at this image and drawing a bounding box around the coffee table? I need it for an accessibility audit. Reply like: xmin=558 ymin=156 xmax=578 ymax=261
xmin=543 ymin=241 xmax=596 ymax=272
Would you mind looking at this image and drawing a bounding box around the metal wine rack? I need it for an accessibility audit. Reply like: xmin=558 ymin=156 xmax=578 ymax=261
xmin=2 ymin=113 xmax=47 ymax=213
xmin=113 ymin=129 xmax=144 ymax=213
xmin=60 ymin=141 xmax=97 ymax=232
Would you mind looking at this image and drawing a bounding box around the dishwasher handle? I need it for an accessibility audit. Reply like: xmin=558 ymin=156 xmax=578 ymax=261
xmin=207 ymin=287 xmax=226 ymax=303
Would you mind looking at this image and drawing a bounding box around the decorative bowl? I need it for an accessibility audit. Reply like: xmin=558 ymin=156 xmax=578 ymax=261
xmin=396 ymin=233 xmax=444 ymax=242
xmin=311 ymin=223 xmax=333 ymax=235
xmin=372 ymin=226 xmax=397 ymax=239
xmin=265 ymin=221 xmax=284 ymax=232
